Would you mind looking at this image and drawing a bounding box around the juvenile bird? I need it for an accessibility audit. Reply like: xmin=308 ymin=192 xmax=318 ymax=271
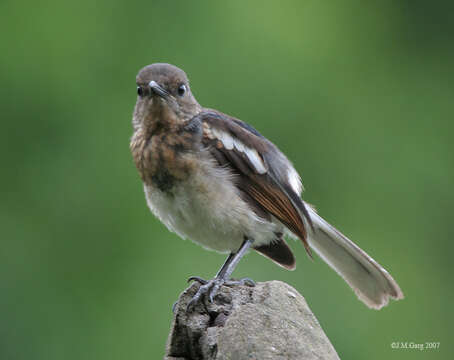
xmin=130 ymin=63 xmax=403 ymax=310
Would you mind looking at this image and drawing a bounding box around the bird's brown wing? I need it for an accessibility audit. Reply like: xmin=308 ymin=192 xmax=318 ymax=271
xmin=196 ymin=109 xmax=313 ymax=259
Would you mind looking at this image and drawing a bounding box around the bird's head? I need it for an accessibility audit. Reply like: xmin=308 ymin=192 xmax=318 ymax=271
xmin=133 ymin=63 xmax=201 ymax=131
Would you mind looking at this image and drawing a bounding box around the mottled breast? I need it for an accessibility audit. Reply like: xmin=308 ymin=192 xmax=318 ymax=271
xmin=130 ymin=121 xmax=202 ymax=192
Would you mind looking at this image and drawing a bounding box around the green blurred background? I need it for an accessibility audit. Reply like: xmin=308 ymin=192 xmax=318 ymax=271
xmin=1 ymin=0 xmax=453 ymax=359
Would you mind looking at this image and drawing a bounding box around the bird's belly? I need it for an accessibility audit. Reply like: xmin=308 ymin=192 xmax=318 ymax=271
xmin=143 ymin=159 xmax=276 ymax=253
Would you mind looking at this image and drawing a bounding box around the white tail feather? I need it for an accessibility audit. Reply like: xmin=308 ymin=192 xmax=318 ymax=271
xmin=305 ymin=204 xmax=404 ymax=309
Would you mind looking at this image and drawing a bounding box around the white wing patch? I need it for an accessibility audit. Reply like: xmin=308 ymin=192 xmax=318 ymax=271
xmin=211 ymin=128 xmax=233 ymax=150
xmin=287 ymin=167 xmax=302 ymax=194
xmin=233 ymin=138 xmax=245 ymax=152
xmin=245 ymin=147 xmax=267 ymax=174
xmin=211 ymin=128 xmax=267 ymax=174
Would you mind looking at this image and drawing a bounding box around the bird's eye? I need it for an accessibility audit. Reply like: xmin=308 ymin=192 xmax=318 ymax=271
xmin=137 ymin=86 xmax=143 ymax=97
xmin=177 ymin=84 xmax=187 ymax=97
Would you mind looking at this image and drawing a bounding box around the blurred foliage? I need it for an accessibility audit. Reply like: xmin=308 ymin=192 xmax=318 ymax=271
xmin=1 ymin=0 xmax=453 ymax=359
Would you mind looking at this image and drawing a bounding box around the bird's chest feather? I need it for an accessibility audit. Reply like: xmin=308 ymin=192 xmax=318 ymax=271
xmin=143 ymin=158 xmax=261 ymax=252
xmin=131 ymin=128 xmax=199 ymax=192
xmin=142 ymin=155 xmax=278 ymax=252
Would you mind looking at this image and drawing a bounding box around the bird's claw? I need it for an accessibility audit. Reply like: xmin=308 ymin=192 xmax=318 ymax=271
xmin=187 ymin=276 xmax=208 ymax=285
xmin=171 ymin=300 xmax=178 ymax=314
xmin=186 ymin=276 xmax=256 ymax=311
xmin=187 ymin=278 xmax=222 ymax=311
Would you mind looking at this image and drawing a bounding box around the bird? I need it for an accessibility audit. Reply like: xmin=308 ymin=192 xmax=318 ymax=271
xmin=130 ymin=63 xmax=404 ymax=310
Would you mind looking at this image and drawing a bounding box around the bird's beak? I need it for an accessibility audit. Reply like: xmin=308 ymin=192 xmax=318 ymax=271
xmin=148 ymin=80 xmax=169 ymax=98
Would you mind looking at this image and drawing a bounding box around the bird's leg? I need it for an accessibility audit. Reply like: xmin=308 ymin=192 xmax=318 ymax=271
xmin=187 ymin=253 xmax=235 ymax=285
xmin=187 ymin=237 xmax=254 ymax=310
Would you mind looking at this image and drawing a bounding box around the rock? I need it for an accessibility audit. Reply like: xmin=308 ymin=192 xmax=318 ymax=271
xmin=164 ymin=280 xmax=339 ymax=360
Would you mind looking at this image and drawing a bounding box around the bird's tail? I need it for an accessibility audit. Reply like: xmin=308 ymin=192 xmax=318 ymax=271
xmin=304 ymin=204 xmax=404 ymax=309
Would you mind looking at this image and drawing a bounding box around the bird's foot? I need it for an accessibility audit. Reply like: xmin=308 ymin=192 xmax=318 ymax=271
xmin=187 ymin=277 xmax=224 ymax=310
xmin=186 ymin=276 xmax=255 ymax=311
xmin=187 ymin=276 xmax=209 ymax=285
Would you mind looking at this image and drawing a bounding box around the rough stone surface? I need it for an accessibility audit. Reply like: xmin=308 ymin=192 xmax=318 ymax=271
xmin=164 ymin=280 xmax=339 ymax=360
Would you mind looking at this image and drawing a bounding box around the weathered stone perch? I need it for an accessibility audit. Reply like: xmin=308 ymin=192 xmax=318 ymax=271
xmin=165 ymin=280 xmax=339 ymax=360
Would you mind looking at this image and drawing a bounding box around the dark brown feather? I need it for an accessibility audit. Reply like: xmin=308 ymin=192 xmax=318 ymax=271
xmin=199 ymin=110 xmax=313 ymax=257
xmin=254 ymin=235 xmax=296 ymax=270
xmin=245 ymin=178 xmax=311 ymax=257
xmin=202 ymin=109 xmax=270 ymax=154
xmin=210 ymin=146 xmax=272 ymax=222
